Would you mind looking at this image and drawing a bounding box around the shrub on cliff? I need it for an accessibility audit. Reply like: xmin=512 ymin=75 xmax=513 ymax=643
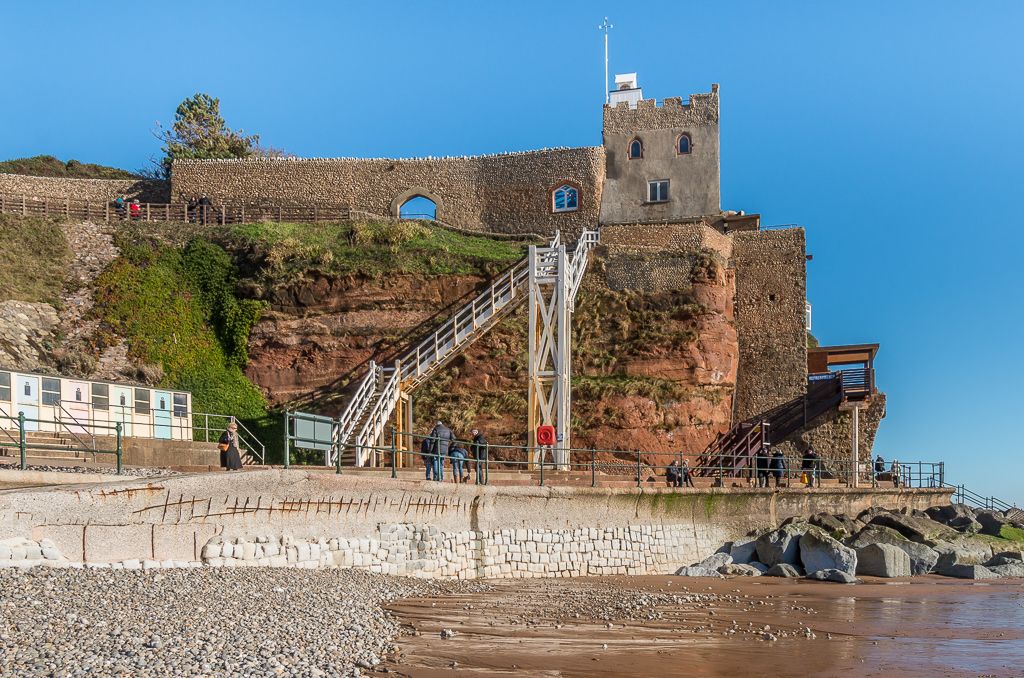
xmin=94 ymin=236 xmax=267 ymax=420
xmin=0 ymin=155 xmax=138 ymax=179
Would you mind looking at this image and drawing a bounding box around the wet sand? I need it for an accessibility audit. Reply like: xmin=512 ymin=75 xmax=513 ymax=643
xmin=382 ymin=575 xmax=1024 ymax=677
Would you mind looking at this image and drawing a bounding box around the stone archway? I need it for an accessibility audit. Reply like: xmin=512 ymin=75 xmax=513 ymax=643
xmin=390 ymin=187 xmax=444 ymax=220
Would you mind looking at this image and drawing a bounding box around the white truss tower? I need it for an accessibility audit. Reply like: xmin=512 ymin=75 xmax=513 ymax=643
xmin=527 ymin=230 xmax=599 ymax=469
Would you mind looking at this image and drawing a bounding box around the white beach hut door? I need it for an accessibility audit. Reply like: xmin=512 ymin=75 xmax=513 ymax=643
xmin=15 ymin=375 xmax=39 ymax=432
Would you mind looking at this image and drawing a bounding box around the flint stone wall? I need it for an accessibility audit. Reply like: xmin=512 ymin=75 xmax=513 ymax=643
xmin=732 ymin=228 xmax=808 ymax=421
xmin=0 ymin=174 xmax=169 ymax=203
xmin=170 ymin=148 xmax=605 ymax=237
xmin=0 ymin=470 xmax=951 ymax=577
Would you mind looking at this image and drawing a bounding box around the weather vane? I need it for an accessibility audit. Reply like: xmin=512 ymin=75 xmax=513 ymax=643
xmin=599 ymin=17 xmax=613 ymax=104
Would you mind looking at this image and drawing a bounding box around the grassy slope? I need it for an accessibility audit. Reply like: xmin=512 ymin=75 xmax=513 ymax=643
xmin=0 ymin=214 xmax=70 ymax=304
xmin=224 ymin=220 xmax=529 ymax=283
xmin=0 ymin=155 xmax=138 ymax=179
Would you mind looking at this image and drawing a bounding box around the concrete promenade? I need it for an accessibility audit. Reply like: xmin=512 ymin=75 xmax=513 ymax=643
xmin=0 ymin=469 xmax=951 ymax=578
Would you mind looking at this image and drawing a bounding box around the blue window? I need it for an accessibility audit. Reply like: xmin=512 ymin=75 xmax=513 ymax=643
xmin=677 ymin=133 xmax=692 ymax=155
xmin=628 ymin=138 xmax=643 ymax=159
xmin=552 ymin=184 xmax=579 ymax=213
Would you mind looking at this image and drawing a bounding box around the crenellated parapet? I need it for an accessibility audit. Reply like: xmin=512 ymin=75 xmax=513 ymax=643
xmin=602 ymin=85 xmax=719 ymax=134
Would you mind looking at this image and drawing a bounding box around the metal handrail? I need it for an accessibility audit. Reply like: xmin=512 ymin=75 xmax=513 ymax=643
xmin=54 ymin=401 xmax=98 ymax=458
xmin=353 ymin=368 xmax=401 ymax=464
xmin=334 ymin=362 xmax=380 ymax=448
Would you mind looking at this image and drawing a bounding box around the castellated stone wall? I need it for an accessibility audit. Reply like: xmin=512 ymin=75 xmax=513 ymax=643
xmin=170 ymin=147 xmax=605 ymax=236
xmin=600 ymin=89 xmax=721 ymax=223
xmin=731 ymin=228 xmax=808 ymax=421
xmin=0 ymin=173 xmax=169 ymax=203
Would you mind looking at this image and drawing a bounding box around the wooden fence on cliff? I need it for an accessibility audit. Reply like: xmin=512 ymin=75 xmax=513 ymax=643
xmin=0 ymin=193 xmax=353 ymax=225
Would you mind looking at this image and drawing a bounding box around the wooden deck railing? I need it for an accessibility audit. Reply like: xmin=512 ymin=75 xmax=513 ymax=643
xmin=0 ymin=193 xmax=352 ymax=224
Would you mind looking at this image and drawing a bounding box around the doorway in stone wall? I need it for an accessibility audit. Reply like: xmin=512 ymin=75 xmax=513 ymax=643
xmin=398 ymin=195 xmax=437 ymax=221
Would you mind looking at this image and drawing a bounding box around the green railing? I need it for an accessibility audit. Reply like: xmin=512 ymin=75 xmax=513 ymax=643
xmin=0 ymin=412 xmax=123 ymax=474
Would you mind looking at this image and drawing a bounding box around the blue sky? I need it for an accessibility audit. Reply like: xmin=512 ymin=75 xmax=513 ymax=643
xmin=2 ymin=2 xmax=1022 ymax=503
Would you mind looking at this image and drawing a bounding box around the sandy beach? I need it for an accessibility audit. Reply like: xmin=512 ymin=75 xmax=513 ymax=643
xmin=383 ymin=575 xmax=1024 ymax=677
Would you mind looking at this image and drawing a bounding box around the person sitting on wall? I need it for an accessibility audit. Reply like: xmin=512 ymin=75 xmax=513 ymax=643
xmin=218 ymin=421 xmax=244 ymax=471
xmin=770 ymin=449 xmax=787 ymax=488
xmin=113 ymin=196 xmax=127 ymax=219
xmin=129 ymin=198 xmax=142 ymax=220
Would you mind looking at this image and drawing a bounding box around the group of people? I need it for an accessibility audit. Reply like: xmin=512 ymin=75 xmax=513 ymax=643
xmin=755 ymin=448 xmax=791 ymax=488
xmin=112 ymin=196 xmax=142 ymax=219
xmin=420 ymin=421 xmax=489 ymax=484
xmin=185 ymin=194 xmax=214 ymax=223
xmin=874 ymin=454 xmax=902 ymax=487
xmin=665 ymin=458 xmax=696 ymax=487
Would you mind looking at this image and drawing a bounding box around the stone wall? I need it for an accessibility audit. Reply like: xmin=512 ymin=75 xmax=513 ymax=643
xmin=778 ymin=393 xmax=888 ymax=468
xmin=731 ymin=228 xmax=808 ymax=421
xmin=0 ymin=470 xmax=951 ymax=574
xmin=170 ymin=148 xmax=605 ymax=236
xmin=600 ymin=89 xmax=721 ymax=224
xmin=0 ymin=174 xmax=168 ymax=203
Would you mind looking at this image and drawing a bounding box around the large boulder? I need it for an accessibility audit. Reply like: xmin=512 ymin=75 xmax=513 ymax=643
xmin=765 ymin=563 xmax=802 ymax=578
xmin=924 ymin=503 xmax=975 ymax=526
xmin=986 ymin=551 xmax=1024 ymax=566
xmin=809 ymin=513 xmax=860 ymax=540
xmin=856 ymin=543 xmax=911 ymax=578
xmin=718 ymin=563 xmax=762 ymax=577
xmin=800 ymin=528 xmax=858 ymax=577
xmin=806 ymin=568 xmax=858 ymax=584
xmin=692 ymin=552 xmax=733 ymax=570
xmin=867 ymin=512 xmax=959 ymax=544
xmin=675 ymin=566 xmax=723 ymax=577
xmin=755 ymin=522 xmax=809 ymax=567
xmin=747 ymin=561 xmax=770 ymax=574
xmin=933 ymin=539 xmax=994 ymax=567
xmin=937 ymin=563 xmax=999 ymax=580
xmin=947 ymin=515 xmax=983 ymax=534
xmin=728 ymin=539 xmax=758 ymax=565
xmin=988 ymin=562 xmax=1024 ymax=578
xmin=973 ymin=510 xmax=1009 ymax=537
xmin=848 ymin=525 xmax=939 ymax=575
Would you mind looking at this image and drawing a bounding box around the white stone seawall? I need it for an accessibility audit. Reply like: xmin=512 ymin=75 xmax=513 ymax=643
xmin=0 ymin=469 xmax=952 ymax=578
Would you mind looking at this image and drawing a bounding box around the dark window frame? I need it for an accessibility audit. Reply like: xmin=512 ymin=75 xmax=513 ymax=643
xmin=0 ymin=372 xmax=9 ymax=402
xmin=676 ymin=133 xmax=693 ymax=155
xmin=134 ymin=388 xmax=151 ymax=415
xmin=549 ymin=181 xmax=581 ymax=214
xmin=92 ymin=383 xmax=109 ymax=411
xmin=173 ymin=393 xmax=188 ymax=418
xmin=41 ymin=377 xmax=61 ymax=406
xmin=627 ymin=138 xmax=643 ymax=160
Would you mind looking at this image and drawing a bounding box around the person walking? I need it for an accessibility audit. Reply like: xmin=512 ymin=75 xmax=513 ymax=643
xmin=681 ymin=457 xmax=695 ymax=488
xmin=890 ymin=459 xmax=901 ymax=488
xmin=770 ymin=449 xmax=786 ymax=488
xmin=427 ymin=420 xmax=454 ymax=481
xmin=666 ymin=460 xmax=682 ymax=487
xmin=470 ymin=428 xmax=489 ymax=485
xmin=218 ymin=421 xmax=244 ymax=471
xmin=449 ymin=442 xmax=469 ymax=483
xmin=801 ymin=448 xmax=819 ymax=488
xmin=755 ymin=447 xmax=770 ymax=488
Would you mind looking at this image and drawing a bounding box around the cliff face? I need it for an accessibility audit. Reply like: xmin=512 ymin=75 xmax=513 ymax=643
xmin=244 ymin=247 xmax=740 ymax=463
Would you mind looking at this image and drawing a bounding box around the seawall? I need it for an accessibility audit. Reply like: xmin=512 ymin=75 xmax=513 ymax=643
xmin=0 ymin=470 xmax=950 ymax=578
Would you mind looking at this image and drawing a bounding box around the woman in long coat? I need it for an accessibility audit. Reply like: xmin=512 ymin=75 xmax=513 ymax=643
xmin=219 ymin=422 xmax=244 ymax=471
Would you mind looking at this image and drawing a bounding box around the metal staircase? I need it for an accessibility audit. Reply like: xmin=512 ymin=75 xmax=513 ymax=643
xmin=327 ymin=229 xmax=599 ymax=467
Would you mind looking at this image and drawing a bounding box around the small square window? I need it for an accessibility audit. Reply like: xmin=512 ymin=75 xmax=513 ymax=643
xmin=173 ymin=393 xmax=188 ymax=418
xmin=134 ymin=388 xmax=151 ymax=415
xmin=647 ymin=180 xmax=670 ymax=203
xmin=92 ymin=383 xmax=109 ymax=411
xmin=0 ymin=372 xmax=9 ymax=402
xmin=42 ymin=377 xmax=61 ymax=406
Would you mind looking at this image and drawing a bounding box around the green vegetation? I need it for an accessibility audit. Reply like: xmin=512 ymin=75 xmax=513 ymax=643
xmin=0 ymin=155 xmax=138 ymax=179
xmin=0 ymin=214 xmax=70 ymax=304
xmin=807 ymin=331 xmax=820 ymax=349
xmin=224 ymin=220 xmax=528 ymax=283
xmin=999 ymin=525 xmax=1024 ymax=544
xmin=94 ymin=235 xmax=268 ymax=422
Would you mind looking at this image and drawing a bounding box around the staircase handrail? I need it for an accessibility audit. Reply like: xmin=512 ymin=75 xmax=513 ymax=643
xmin=230 ymin=416 xmax=266 ymax=464
xmin=567 ymin=230 xmax=600 ymax=303
xmin=334 ymin=361 xmax=380 ymax=448
xmin=939 ymin=481 xmax=1018 ymax=512
xmin=354 ymin=367 xmax=401 ymax=464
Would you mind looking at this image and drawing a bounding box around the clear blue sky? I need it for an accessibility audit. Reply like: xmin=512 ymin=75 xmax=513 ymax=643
xmin=2 ymin=1 xmax=1022 ymax=503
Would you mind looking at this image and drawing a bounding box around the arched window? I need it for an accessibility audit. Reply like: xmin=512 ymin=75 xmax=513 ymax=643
xmin=398 ymin=195 xmax=436 ymax=220
xmin=677 ymin=133 xmax=692 ymax=155
xmin=628 ymin=138 xmax=643 ymax=159
xmin=551 ymin=184 xmax=579 ymax=213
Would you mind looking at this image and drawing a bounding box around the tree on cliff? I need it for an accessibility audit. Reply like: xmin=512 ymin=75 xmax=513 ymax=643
xmin=148 ymin=93 xmax=281 ymax=179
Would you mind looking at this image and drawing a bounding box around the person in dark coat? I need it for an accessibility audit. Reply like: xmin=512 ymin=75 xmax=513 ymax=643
xmin=218 ymin=421 xmax=243 ymax=471
xmin=755 ymin=448 xmax=770 ymax=488
xmin=421 ymin=434 xmax=436 ymax=481
xmin=874 ymin=455 xmax=886 ymax=486
xmin=427 ymin=420 xmax=454 ymax=481
xmin=801 ymin=448 xmax=820 ymax=487
xmin=666 ymin=460 xmax=682 ymax=487
xmin=769 ymin=449 xmax=787 ymax=488
xmin=470 ymin=428 xmax=489 ymax=485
